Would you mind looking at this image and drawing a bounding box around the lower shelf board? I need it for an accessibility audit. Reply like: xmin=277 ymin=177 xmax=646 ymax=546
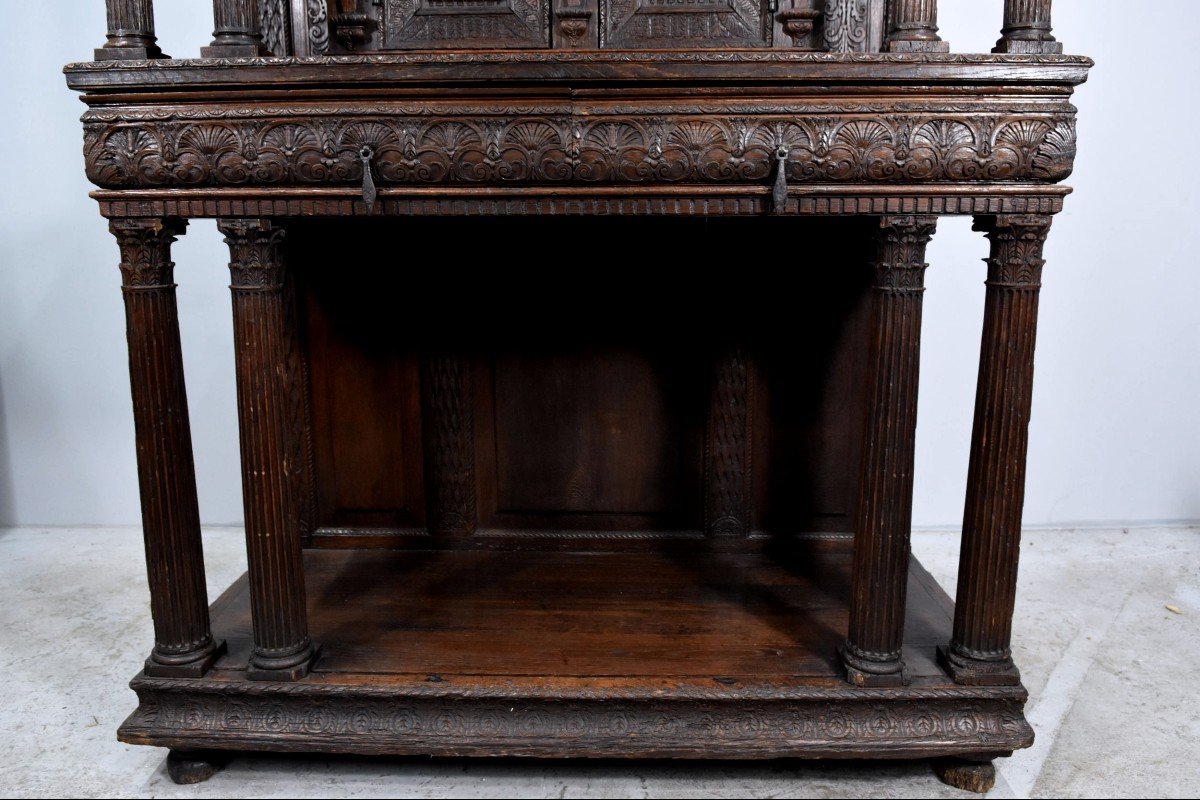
xmin=119 ymin=545 xmax=1033 ymax=760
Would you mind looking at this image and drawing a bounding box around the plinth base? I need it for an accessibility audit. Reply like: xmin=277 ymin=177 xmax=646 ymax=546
xmin=119 ymin=545 xmax=1033 ymax=762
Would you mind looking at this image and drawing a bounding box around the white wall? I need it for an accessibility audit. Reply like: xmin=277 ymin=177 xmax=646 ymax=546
xmin=0 ymin=0 xmax=1197 ymax=528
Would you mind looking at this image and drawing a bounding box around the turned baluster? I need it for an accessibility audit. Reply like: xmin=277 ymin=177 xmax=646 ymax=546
xmin=995 ymin=0 xmax=1063 ymax=54
xmin=202 ymin=0 xmax=268 ymax=57
xmin=220 ymin=219 xmax=318 ymax=681
xmin=940 ymin=215 xmax=1052 ymax=686
xmin=95 ymin=0 xmax=165 ymax=60
xmin=110 ymin=218 xmax=224 ymax=677
xmin=841 ymin=216 xmax=937 ymax=687
xmin=885 ymin=0 xmax=949 ymax=52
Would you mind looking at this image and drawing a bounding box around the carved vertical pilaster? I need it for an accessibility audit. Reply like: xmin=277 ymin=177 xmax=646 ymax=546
xmin=705 ymin=348 xmax=752 ymax=537
xmin=421 ymin=355 xmax=477 ymax=536
xmin=885 ymin=0 xmax=949 ymax=52
xmin=203 ymin=0 xmax=268 ymax=57
xmin=994 ymin=0 xmax=1062 ymax=54
xmin=940 ymin=215 xmax=1051 ymax=686
xmin=220 ymin=219 xmax=317 ymax=681
xmin=111 ymin=218 xmax=224 ymax=678
xmin=260 ymin=0 xmax=293 ymax=55
xmin=293 ymin=0 xmax=330 ymax=56
xmin=841 ymin=215 xmax=936 ymax=687
xmin=823 ymin=0 xmax=886 ymax=53
xmin=96 ymin=0 xmax=166 ymax=60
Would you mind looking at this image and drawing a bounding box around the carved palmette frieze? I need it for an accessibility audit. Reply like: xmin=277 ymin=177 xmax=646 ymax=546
xmin=111 ymin=218 xmax=187 ymax=287
xmin=84 ymin=111 xmax=1077 ymax=190
xmin=218 ymin=219 xmax=288 ymax=289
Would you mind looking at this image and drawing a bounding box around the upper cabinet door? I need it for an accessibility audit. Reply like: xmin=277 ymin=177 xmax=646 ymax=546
xmin=382 ymin=0 xmax=551 ymax=49
xmin=600 ymin=0 xmax=773 ymax=49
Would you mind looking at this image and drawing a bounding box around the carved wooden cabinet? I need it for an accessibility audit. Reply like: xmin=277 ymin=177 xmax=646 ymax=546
xmin=67 ymin=0 xmax=1089 ymax=791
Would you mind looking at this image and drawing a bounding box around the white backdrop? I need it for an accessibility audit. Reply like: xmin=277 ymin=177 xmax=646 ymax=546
xmin=0 ymin=1 xmax=1197 ymax=528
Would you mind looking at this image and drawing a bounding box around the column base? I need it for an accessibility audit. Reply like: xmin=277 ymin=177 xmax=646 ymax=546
xmin=247 ymin=643 xmax=320 ymax=682
xmin=200 ymin=44 xmax=268 ymax=58
xmin=993 ymin=39 xmax=1064 ymax=54
xmin=166 ymin=750 xmax=228 ymax=785
xmin=94 ymin=46 xmax=166 ymax=60
xmin=932 ymin=758 xmax=996 ymax=794
xmin=839 ymin=645 xmax=909 ymax=688
xmin=144 ymin=639 xmax=226 ymax=679
xmin=939 ymin=645 xmax=1022 ymax=686
xmin=886 ymin=40 xmax=951 ymax=53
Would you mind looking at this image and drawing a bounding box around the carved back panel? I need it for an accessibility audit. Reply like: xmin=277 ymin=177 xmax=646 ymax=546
xmin=383 ymin=0 xmax=552 ymax=49
xmin=600 ymin=0 xmax=773 ymax=49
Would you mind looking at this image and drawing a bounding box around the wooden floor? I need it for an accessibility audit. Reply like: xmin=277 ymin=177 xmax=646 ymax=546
xmin=207 ymin=544 xmax=956 ymax=685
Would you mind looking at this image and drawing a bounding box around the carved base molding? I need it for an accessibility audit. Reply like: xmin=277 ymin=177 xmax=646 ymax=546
xmin=120 ymin=675 xmax=1033 ymax=760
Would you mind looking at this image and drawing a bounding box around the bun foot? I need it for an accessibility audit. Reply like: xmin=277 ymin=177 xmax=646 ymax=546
xmin=932 ymin=758 xmax=996 ymax=794
xmin=166 ymin=750 xmax=227 ymax=785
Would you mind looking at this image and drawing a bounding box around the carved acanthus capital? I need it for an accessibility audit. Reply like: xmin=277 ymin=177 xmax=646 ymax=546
xmin=873 ymin=215 xmax=937 ymax=291
xmin=111 ymin=218 xmax=187 ymax=288
xmin=974 ymin=214 xmax=1052 ymax=287
xmin=218 ymin=219 xmax=287 ymax=289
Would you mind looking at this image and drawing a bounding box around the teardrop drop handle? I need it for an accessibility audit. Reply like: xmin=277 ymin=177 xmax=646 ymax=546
xmin=359 ymin=145 xmax=377 ymax=213
xmin=772 ymin=147 xmax=788 ymax=215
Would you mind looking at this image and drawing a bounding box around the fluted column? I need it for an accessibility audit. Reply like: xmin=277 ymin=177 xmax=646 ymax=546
xmin=202 ymin=0 xmax=268 ymax=57
xmin=885 ymin=0 xmax=949 ymax=52
xmin=994 ymin=0 xmax=1062 ymax=54
xmin=95 ymin=0 xmax=166 ymax=60
xmin=111 ymin=218 xmax=223 ymax=678
xmin=940 ymin=215 xmax=1051 ymax=686
xmin=841 ymin=216 xmax=936 ymax=687
xmin=220 ymin=219 xmax=317 ymax=681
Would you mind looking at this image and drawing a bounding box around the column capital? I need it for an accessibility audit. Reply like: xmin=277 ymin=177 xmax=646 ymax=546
xmin=874 ymin=215 xmax=938 ymax=292
xmin=973 ymin=214 xmax=1052 ymax=287
xmin=218 ymin=218 xmax=287 ymax=289
xmin=111 ymin=218 xmax=187 ymax=289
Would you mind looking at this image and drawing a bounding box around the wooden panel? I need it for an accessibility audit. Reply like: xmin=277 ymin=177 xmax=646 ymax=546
xmin=601 ymin=0 xmax=772 ymax=48
xmin=292 ymin=231 xmax=425 ymax=531
xmin=482 ymin=348 xmax=704 ymax=530
xmin=382 ymin=0 xmax=551 ymax=49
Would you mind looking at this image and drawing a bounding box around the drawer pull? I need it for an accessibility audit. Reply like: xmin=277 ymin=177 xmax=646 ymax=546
xmin=772 ymin=146 xmax=789 ymax=214
xmin=358 ymin=145 xmax=377 ymax=212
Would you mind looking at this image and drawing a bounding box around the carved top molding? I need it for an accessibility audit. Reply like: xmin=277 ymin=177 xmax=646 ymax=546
xmin=64 ymin=52 xmax=1093 ymax=96
xmin=67 ymin=53 xmax=1094 ymax=70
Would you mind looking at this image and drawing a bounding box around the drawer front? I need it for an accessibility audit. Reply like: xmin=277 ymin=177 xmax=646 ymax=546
xmin=601 ymin=0 xmax=773 ymax=49
xmin=383 ymin=0 xmax=551 ymax=49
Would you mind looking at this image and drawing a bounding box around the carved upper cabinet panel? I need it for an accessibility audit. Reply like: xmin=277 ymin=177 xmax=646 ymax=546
xmin=382 ymin=0 xmax=551 ymax=50
xmin=600 ymin=0 xmax=773 ymax=49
